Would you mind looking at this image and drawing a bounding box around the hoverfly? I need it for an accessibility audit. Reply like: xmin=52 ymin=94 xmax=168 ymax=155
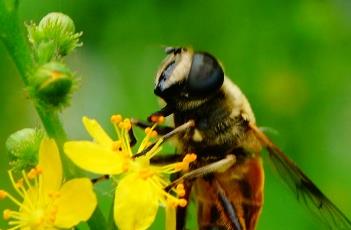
xmin=133 ymin=47 xmax=351 ymax=230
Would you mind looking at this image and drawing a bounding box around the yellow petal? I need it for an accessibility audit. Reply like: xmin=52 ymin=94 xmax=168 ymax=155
xmin=55 ymin=178 xmax=97 ymax=228
xmin=114 ymin=173 xmax=159 ymax=230
xmin=64 ymin=141 xmax=126 ymax=174
xmin=82 ymin=116 xmax=113 ymax=147
xmin=38 ymin=138 xmax=62 ymax=192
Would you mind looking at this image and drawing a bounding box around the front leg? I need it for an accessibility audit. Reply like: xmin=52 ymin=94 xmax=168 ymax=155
xmin=147 ymin=104 xmax=174 ymax=122
xmin=131 ymin=118 xmax=174 ymax=135
xmin=133 ymin=120 xmax=195 ymax=158
xmin=165 ymin=155 xmax=236 ymax=191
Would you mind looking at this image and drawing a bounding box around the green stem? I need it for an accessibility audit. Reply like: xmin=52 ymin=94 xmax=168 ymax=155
xmin=0 ymin=2 xmax=107 ymax=229
xmin=0 ymin=0 xmax=31 ymax=84
xmin=36 ymin=106 xmax=67 ymax=144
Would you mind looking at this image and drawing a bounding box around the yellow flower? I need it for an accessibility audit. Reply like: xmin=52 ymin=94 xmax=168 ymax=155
xmin=64 ymin=115 xmax=196 ymax=230
xmin=0 ymin=138 xmax=97 ymax=230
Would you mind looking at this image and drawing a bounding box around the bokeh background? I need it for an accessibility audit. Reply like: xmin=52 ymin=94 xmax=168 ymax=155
xmin=1 ymin=0 xmax=351 ymax=229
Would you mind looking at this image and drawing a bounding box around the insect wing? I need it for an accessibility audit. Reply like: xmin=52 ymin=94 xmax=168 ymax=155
xmin=249 ymin=124 xmax=351 ymax=229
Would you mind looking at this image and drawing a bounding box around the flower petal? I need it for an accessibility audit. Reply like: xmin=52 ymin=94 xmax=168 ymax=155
xmin=38 ymin=138 xmax=62 ymax=192
xmin=64 ymin=141 xmax=125 ymax=174
xmin=82 ymin=116 xmax=113 ymax=147
xmin=114 ymin=173 xmax=159 ymax=230
xmin=55 ymin=178 xmax=97 ymax=228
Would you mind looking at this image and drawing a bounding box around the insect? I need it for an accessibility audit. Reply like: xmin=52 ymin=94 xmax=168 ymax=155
xmin=134 ymin=47 xmax=351 ymax=230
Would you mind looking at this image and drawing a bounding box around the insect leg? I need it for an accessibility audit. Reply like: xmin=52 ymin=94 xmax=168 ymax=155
xmin=150 ymin=154 xmax=184 ymax=165
xmin=128 ymin=126 xmax=137 ymax=147
xmin=131 ymin=118 xmax=174 ymax=135
xmin=147 ymin=104 xmax=174 ymax=122
xmin=133 ymin=120 xmax=194 ymax=158
xmin=165 ymin=155 xmax=236 ymax=191
xmin=170 ymin=155 xmax=237 ymax=230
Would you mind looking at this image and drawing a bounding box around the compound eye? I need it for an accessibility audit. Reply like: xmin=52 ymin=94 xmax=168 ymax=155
xmin=188 ymin=53 xmax=224 ymax=95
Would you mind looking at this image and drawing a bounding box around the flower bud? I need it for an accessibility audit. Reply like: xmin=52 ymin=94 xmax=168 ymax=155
xmin=39 ymin=12 xmax=75 ymax=34
xmin=27 ymin=12 xmax=82 ymax=60
xmin=6 ymin=128 xmax=44 ymax=172
xmin=29 ymin=62 xmax=75 ymax=109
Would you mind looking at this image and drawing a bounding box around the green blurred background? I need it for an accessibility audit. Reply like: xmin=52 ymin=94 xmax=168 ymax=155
xmin=1 ymin=0 xmax=351 ymax=229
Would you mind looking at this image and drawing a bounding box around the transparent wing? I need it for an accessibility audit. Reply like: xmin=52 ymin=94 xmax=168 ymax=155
xmin=250 ymin=124 xmax=351 ymax=230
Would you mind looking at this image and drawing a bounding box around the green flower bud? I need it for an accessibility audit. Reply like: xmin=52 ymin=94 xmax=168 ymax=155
xmin=29 ymin=62 xmax=76 ymax=109
xmin=27 ymin=12 xmax=82 ymax=61
xmin=39 ymin=12 xmax=75 ymax=34
xmin=6 ymin=128 xmax=44 ymax=172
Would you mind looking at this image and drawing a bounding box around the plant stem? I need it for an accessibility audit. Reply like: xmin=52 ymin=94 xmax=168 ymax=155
xmin=0 ymin=2 xmax=107 ymax=229
xmin=0 ymin=0 xmax=70 ymax=171
xmin=0 ymin=0 xmax=31 ymax=84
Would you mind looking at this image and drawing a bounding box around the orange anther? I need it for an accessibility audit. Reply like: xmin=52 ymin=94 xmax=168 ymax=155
xmin=150 ymin=130 xmax=158 ymax=138
xmin=15 ymin=179 xmax=24 ymax=188
xmin=123 ymin=119 xmax=132 ymax=130
xmin=178 ymin=199 xmax=188 ymax=207
xmin=0 ymin=190 xmax=7 ymax=199
xmin=176 ymin=184 xmax=186 ymax=197
xmin=145 ymin=127 xmax=152 ymax=135
xmin=183 ymin=153 xmax=197 ymax=163
xmin=174 ymin=162 xmax=186 ymax=171
xmin=176 ymin=183 xmax=184 ymax=191
xmin=157 ymin=116 xmax=165 ymax=124
xmin=27 ymin=168 xmax=37 ymax=179
xmin=3 ymin=209 xmax=11 ymax=220
xmin=111 ymin=114 xmax=123 ymax=124
xmin=35 ymin=166 xmax=43 ymax=175
xmin=177 ymin=190 xmax=186 ymax=197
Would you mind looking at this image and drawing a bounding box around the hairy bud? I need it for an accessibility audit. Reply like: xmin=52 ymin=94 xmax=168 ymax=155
xmin=29 ymin=62 xmax=76 ymax=109
xmin=27 ymin=12 xmax=82 ymax=62
xmin=6 ymin=128 xmax=44 ymax=172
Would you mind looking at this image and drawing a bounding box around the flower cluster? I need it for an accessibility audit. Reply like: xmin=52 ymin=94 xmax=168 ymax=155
xmin=26 ymin=12 xmax=81 ymax=110
xmin=64 ymin=115 xmax=197 ymax=230
xmin=0 ymin=138 xmax=97 ymax=230
xmin=27 ymin=12 xmax=82 ymax=62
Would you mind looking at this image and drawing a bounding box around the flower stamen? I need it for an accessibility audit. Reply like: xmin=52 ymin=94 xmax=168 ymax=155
xmin=176 ymin=184 xmax=186 ymax=197
xmin=111 ymin=114 xmax=123 ymax=124
xmin=178 ymin=198 xmax=187 ymax=207
xmin=27 ymin=168 xmax=37 ymax=180
xmin=3 ymin=209 xmax=12 ymax=220
xmin=15 ymin=179 xmax=24 ymax=189
xmin=0 ymin=190 xmax=7 ymax=199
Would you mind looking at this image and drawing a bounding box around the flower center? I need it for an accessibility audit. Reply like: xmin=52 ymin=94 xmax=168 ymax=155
xmin=28 ymin=208 xmax=45 ymax=227
xmin=0 ymin=167 xmax=60 ymax=229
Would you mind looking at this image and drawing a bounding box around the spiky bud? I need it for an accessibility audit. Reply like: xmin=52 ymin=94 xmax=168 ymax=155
xmin=6 ymin=129 xmax=44 ymax=172
xmin=29 ymin=62 xmax=76 ymax=109
xmin=27 ymin=12 xmax=82 ymax=62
